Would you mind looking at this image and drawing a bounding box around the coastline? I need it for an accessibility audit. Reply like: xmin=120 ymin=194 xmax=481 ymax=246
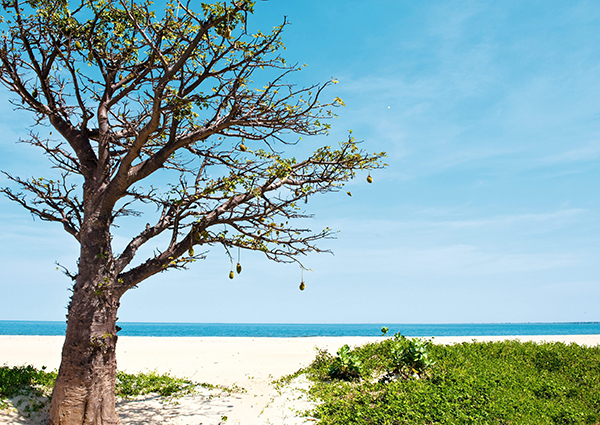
xmin=2 ymin=335 xmax=599 ymax=425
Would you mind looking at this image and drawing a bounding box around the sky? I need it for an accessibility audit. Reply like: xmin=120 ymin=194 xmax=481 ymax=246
xmin=1 ymin=0 xmax=599 ymax=324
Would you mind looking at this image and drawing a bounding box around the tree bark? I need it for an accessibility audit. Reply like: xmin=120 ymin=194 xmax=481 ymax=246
xmin=49 ymin=286 xmax=121 ymax=425
xmin=49 ymin=216 xmax=122 ymax=425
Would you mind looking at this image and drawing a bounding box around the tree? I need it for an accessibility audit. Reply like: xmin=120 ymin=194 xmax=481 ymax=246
xmin=0 ymin=0 xmax=386 ymax=423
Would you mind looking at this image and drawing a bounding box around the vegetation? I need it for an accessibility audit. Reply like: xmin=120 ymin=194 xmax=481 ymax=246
xmin=387 ymin=334 xmax=435 ymax=379
xmin=302 ymin=337 xmax=600 ymax=424
xmin=116 ymin=370 xmax=203 ymax=399
xmin=0 ymin=365 xmax=56 ymax=410
xmin=327 ymin=344 xmax=364 ymax=381
xmin=5 ymin=339 xmax=600 ymax=424
xmin=1 ymin=366 xmax=238 ymax=412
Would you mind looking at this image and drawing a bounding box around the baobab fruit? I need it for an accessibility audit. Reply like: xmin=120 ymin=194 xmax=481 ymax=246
xmin=194 ymin=231 xmax=201 ymax=241
xmin=229 ymin=271 xmax=234 ymax=279
xmin=236 ymin=263 xmax=242 ymax=274
xmin=299 ymin=282 xmax=306 ymax=291
xmin=239 ymin=143 xmax=247 ymax=152
xmin=188 ymin=247 xmax=194 ymax=256
xmin=367 ymin=175 xmax=373 ymax=183
xmin=346 ymin=191 xmax=352 ymax=196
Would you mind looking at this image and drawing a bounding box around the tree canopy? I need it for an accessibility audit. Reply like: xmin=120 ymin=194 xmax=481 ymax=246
xmin=1 ymin=0 xmax=386 ymax=289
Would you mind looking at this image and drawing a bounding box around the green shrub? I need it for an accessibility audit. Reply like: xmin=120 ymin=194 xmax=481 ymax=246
xmin=388 ymin=333 xmax=435 ymax=378
xmin=304 ymin=340 xmax=600 ymax=424
xmin=328 ymin=345 xmax=364 ymax=381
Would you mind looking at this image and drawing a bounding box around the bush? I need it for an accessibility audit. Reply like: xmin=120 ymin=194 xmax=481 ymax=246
xmin=304 ymin=339 xmax=600 ymax=424
xmin=328 ymin=345 xmax=364 ymax=381
xmin=388 ymin=333 xmax=435 ymax=378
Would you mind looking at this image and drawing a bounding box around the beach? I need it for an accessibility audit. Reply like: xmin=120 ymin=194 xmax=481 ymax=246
xmin=1 ymin=335 xmax=599 ymax=424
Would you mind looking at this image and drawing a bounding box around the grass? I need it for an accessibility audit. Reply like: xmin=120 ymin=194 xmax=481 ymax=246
xmin=301 ymin=337 xmax=600 ymax=424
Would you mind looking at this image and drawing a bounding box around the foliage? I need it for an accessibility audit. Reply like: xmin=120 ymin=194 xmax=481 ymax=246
xmin=327 ymin=344 xmax=364 ymax=381
xmin=115 ymin=370 xmax=197 ymax=398
xmin=0 ymin=0 xmax=387 ymax=287
xmin=305 ymin=336 xmax=434 ymax=383
xmin=116 ymin=370 xmax=243 ymax=398
xmin=0 ymin=366 xmax=236 ymax=409
xmin=303 ymin=340 xmax=600 ymax=424
xmin=0 ymin=365 xmax=56 ymax=410
xmin=387 ymin=333 xmax=435 ymax=378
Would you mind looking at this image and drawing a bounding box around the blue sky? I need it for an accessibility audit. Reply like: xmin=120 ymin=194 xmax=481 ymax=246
xmin=1 ymin=0 xmax=599 ymax=323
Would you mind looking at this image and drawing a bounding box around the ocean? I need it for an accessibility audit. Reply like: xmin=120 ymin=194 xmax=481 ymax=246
xmin=1 ymin=321 xmax=599 ymax=337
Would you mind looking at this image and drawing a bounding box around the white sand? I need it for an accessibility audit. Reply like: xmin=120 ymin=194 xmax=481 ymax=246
xmin=1 ymin=334 xmax=599 ymax=424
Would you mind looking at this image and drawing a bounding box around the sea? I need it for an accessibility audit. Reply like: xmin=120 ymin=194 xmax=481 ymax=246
xmin=0 ymin=321 xmax=599 ymax=337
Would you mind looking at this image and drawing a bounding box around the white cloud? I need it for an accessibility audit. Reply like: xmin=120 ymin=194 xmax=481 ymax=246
xmin=327 ymin=208 xmax=588 ymax=236
xmin=310 ymin=242 xmax=580 ymax=279
xmin=539 ymin=140 xmax=600 ymax=164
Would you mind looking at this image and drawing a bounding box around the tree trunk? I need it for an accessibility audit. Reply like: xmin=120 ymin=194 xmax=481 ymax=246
xmin=49 ymin=215 xmax=122 ymax=425
xmin=49 ymin=284 xmax=121 ymax=425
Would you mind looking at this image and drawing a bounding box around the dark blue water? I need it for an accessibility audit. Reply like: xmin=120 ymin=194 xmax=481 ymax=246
xmin=1 ymin=321 xmax=599 ymax=337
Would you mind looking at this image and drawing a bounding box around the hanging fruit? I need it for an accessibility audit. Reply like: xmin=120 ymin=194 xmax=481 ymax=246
xmin=239 ymin=143 xmax=247 ymax=152
xmin=347 ymin=191 xmax=352 ymax=196
xmin=229 ymin=253 xmax=235 ymax=279
xmin=299 ymin=266 xmax=305 ymax=290
xmin=188 ymin=247 xmax=194 ymax=256
xmin=367 ymin=175 xmax=373 ymax=184
xmin=236 ymin=263 xmax=242 ymax=274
